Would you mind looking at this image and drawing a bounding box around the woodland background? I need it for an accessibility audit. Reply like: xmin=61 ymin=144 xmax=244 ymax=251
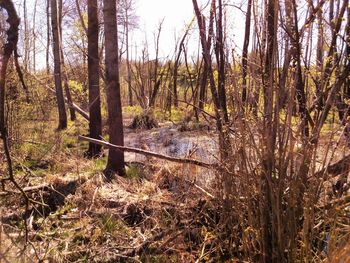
xmin=0 ymin=0 xmax=349 ymax=262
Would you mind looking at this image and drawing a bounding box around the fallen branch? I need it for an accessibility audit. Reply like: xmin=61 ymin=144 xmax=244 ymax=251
xmin=317 ymin=195 xmax=350 ymax=210
xmin=23 ymin=184 xmax=50 ymax=192
xmin=0 ymin=184 xmax=49 ymax=195
xmin=78 ymin=135 xmax=214 ymax=169
xmin=314 ymin=154 xmax=350 ymax=178
xmin=31 ymin=75 xmax=89 ymax=121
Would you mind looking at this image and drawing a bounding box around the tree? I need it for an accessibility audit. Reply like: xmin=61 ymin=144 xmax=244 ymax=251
xmin=32 ymin=0 xmax=38 ymax=73
xmin=0 ymin=0 xmax=24 ymax=198
xmin=58 ymin=0 xmax=76 ymax=121
xmin=118 ymin=0 xmax=138 ymax=107
xmin=46 ymin=0 xmax=50 ymax=74
xmin=214 ymin=0 xmax=228 ymax=123
xmin=86 ymin=0 xmax=102 ymax=157
xmin=241 ymin=0 xmax=252 ymax=105
xmin=103 ymin=0 xmax=125 ymax=177
xmin=173 ymin=23 xmax=192 ymax=108
xmin=192 ymin=0 xmax=230 ymax=160
xmin=51 ymin=0 xmax=67 ymax=130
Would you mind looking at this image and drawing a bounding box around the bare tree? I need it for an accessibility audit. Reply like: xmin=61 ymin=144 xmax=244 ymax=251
xmin=51 ymin=0 xmax=67 ymax=130
xmin=103 ymin=0 xmax=125 ymax=178
xmin=192 ymin=0 xmax=231 ymax=160
xmin=86 ymin=0 xmax=102 ymax=157
xmin=32 ymin=0 xmax=38 ymax=73
xmin=23 ymin=0 xmax=30 ymax=71
xmin=0 ymin=0 xmax=28 ymax=201
xmin=118 ymin=0 xmax=138 ymax=106
xmin=241 ymin=0 xmax=252 ymax=105
xmin=46 ymin=0 xmax=51 ymax=74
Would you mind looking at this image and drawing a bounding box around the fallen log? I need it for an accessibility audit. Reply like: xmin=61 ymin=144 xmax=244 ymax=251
xmin=78 ymin=135 xmax=213 ymax=169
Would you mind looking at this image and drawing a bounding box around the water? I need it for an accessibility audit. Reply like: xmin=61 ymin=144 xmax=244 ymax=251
xmin=124 ymin=123 xmax=218 ymax=187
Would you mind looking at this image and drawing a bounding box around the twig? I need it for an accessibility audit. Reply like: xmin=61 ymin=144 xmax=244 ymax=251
xmin=78 ymin=135 xmax=214 ymax=169
xmin=317 ymin=195 xmax=350 ymax=210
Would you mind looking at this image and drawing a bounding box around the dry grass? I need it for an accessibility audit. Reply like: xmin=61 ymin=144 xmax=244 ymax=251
xmin=1 ymin=85 xmax=349 ymax=262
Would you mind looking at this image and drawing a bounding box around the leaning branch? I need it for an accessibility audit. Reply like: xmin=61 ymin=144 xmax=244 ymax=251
xmin=78 ymin=135 xmax=213 ymax=169
xmin=32 ymin=75 xmax=90 ymax=121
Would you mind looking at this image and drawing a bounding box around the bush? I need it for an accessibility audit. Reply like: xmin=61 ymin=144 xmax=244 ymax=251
xmin=128 ymin=111 xmax=159 ymax=130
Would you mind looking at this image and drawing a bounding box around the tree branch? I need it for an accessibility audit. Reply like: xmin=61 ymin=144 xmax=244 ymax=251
xmin=78 ymin=135 xmax=213 ymax=169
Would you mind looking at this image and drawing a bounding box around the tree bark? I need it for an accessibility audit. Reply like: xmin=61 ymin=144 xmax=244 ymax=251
xmin=125 ymin=5 xmax=133 ymax=106
xmin=86 ymin=0 xmax=102 ymax=157
xmin=173 ymin=27 xmax=189 ymax=108
xmin=32 ymin=0 xmax=38 ymax=73
xmin=23 ymin=0 xmax=30 ymax=72
xmin=51 ymin=0 xmax=67 ymax=130
xmin=261 ymin=0 xmax=278 ymax=261
xmin=291 ymin=0 xmax=309 ymax=138
xmin=215 ymin=0 xmax=228 ymax=123
xmin=241 ymin=0 xmax=252 ymax=105
xmin=46 ymin=0 xmax=50 ymax=74
xmin=103 ymin=0 xmax=125 ymax=178
xmin=0 ymin=0 xmax=27 ymax=200
xmin=57 ymin=0 xmax=76 ymax=121
xmin=192 ymin=0 xmax=230 ymax=161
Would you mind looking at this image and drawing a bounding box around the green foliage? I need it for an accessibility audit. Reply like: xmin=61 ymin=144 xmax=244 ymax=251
xmin=98 ymin=213 xmax=130 ymax=235
xmin=123 ymin=105 xmax=143 ymax=116
xmin=154 ymin=107 xmax=187 ymax=122
xmin=68 ymin=80 xmax=86 ymax=96
xmin=99 ymin=213 xmax=118 ymax=233
xmin=126 ymin=164 xmax=143 ymax=179
xmin=68 ymin=80 xmax=87 ymax=104
xmin=91 ymin=156 xmax=107 ymax=174
xmin=203 ymin=104 xmax=215 ymax=115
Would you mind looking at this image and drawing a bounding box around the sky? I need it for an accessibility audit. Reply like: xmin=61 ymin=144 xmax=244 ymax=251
xmin=131 ymin=0 xmax=199 ymax=59
xmin=130 ymin=0 xmax=246 ymax=60
xmin=6 ymin=0 xmax=247 ymax=68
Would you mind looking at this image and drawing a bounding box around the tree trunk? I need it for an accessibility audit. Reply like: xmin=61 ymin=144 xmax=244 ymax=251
xmin=315 ymin=0 xmax=324 ymax=108
xmin=86 ymin=0 xmax=102 ymax=157
xmin=192 ymin=0 xmax=230 ymax=160
xmin=241 ymin=0 xmax=252 ymax=105
xmin=291 ymin=0 xmax=309 ymax=138
xmin=261 ymin=0 xmax=278 ymax=261
xmin=0 ymin=0 xmax=21 ymax=203
xmin=51 ymin=0 xmax=67 ymax=130
xmin=103 ymin=0 xmax=125 ymax=178
xmin=125 ymin=6 xmax=133 ymax=106
xmin=23 ymin=0 xmax=30 ymax=72
xmin=215 ymin=0 xmax=228 ymax=123
xmin=46 ymin=0 xmax=50 ymax=74
xmin=57 ymin=0 xmax=76 ymax=121
xmin=32 ymin=0 xmax=38 ymax=73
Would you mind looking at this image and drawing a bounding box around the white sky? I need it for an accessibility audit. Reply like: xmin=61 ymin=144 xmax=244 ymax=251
xmin=130 ymin=0 xmax=203 ymax=60
xmin=130 ymin=0 xmax=246 ymax=60
xmin=8 ymin=0 xmax=247 ymax=68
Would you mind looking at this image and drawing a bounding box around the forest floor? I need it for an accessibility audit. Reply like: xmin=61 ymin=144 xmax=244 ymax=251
xmin=0 ymin=111 xmax=226 ymax=262
xmin=0 ymin=109 xmax=349 ymax=262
